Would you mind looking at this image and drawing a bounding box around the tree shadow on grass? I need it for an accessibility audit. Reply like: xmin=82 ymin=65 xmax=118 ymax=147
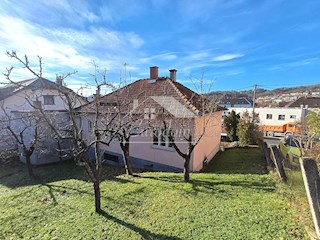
xmin=138 ymin=174 xmax=276 ymax=196
xmin=98 ymin=210 xmax=181 ymax=240
xmin=0 ymin=160 xmax=137 ymax=189
xmin=201 ymin=147 xmax=268 ymax=175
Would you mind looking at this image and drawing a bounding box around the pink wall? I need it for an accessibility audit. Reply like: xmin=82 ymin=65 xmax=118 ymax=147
xmin=192 ymin=111 xmax=222 ymax=171
xmin=79 ymin=112 xmax=222 ymax=172
xmin=101 ymin=120 xmax=191 ymax=170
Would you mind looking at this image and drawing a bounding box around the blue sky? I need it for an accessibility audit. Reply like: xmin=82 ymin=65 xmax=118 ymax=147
xmin=0 ymin=0 xmax=319 ymax=95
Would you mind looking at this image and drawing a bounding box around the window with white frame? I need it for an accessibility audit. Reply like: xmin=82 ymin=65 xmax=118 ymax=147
xmin=43 ymin=95 xmax=55 ymax=105
xmin=290 ymin=115 xmax=296 ymax=119
xmin=144 ymin=108 xmax=149 ymax=119
xmin=278 ymin=114 xmax=285 ymax=120
xmin=266 ymin=114 xmax=272 ymax=119
xmin=144 ymin=108 xmax=156 ymax=119
xmin=153 ymin=128 xmax=173 ymax=148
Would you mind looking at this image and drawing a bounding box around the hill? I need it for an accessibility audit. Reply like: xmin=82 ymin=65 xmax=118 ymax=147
xmin=210 ymin=84 xmax=320 ymax=99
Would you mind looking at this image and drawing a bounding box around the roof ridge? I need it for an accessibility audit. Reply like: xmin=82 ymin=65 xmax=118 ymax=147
xmin=166 ymin=79 xmax=200 ymax=114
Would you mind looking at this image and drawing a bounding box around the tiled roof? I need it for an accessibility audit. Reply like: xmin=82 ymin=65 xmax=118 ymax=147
xmin=77 ymin=77 xmax=224 ymax=116
xmin=219 ymin=97 xmax=252 ymax=106
xmin=286 ymin=96 xmax=320 ymax=108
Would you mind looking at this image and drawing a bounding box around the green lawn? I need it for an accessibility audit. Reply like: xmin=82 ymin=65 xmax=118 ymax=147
xmin=0 ymin=149 xmax=309 ymax=239
xmin=203 ymin=147 xmax=268 ymax=174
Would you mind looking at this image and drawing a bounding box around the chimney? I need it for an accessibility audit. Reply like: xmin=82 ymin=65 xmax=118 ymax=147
xmin=150 ymin=66 xmax=158 ymax=79
xmin=169 ymin=69 xmax=177 ymax=81
xmin=56 ymin=75 xmax=63 ymax=87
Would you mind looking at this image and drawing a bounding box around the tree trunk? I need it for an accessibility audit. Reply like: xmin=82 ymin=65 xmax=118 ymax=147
xmin=25 ymin=152 xmax=35 ymax=178
xmin=93 ymin=180 xmax=101 ymax=213
xmin=122 ymin=144 xmax=133 ymax=176
xmin=184 ymin=156 xmax=190 ymax=182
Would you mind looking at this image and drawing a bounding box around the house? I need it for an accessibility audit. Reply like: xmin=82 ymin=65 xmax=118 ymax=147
xmin=77 ymin=67 xmax=224 ymax=172
xmin=224 ymin=107 xmax=309 ymax=137
xmin=0 ymin=77 xmax=85 ymax=116
xmin=0 ymin=77 xmax=87 ymax=164
xmin=285 ymin=96 xmax=320 ymax=109
xmin=219 ymin=96 xmax=252 ymax=108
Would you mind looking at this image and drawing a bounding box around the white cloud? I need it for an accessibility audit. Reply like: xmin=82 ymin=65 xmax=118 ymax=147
xmin=268 ymin=58 xmax=318 ymax=71
xmin=0 ymin=13 xmax=145 ymax=87
xmin=212 ymin=54 xmax=244 ymax=61
xmin=140 ymin=53 xmax=177 ymax=63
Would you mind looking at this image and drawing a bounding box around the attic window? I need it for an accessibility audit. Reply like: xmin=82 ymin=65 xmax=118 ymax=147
xmin=144 ymin=108 xmax=156 ymax=119
xmin=43 ymin=95 xmax=55 ymax=105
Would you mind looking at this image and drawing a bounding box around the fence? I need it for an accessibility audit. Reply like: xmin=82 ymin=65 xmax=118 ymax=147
xmin=261 ymin=143 xmax=320 ymax=239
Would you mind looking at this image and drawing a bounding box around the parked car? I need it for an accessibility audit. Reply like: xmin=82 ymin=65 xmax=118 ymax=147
xmin=279 ymin=135 xmax=302 ymax=167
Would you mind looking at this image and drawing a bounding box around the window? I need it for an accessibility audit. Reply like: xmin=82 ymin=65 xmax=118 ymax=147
xmin=130 ymin=127 xmax=139 ymax=135
xmin=150 ymin=108 xmax=156 ymax=119
xmin=33 ymin=101 xmax=42 ymax=109
xmin=153 ymin=129 xmax=159 ymax=145
xmin=144 ymin=108 xmax=156 ymax=119
xmin=278 ymin=114 xmax=285 ymax=120
xmin=88 ymin=121 xmax=93 ymax=129
xmin=290 ymin=115 xmax=296 ymax=119
xmin=153 ymin=128 xmax=173 ymax=148
xmin=144 ymin=108 xmax=149 ymax=119
xmin=43 ymin=95 xmax=55 ymax=105
xmin=103 ymin=152 xmax=119 ymax=163
xmin=266 ymin=114 xmax=272 ymax=119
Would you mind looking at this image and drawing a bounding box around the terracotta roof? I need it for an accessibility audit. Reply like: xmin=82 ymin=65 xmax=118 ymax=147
xmin=286 ymin=96 xmax=320 ymax=108
xmin=77 ymin=77 xmax=224 ymax=116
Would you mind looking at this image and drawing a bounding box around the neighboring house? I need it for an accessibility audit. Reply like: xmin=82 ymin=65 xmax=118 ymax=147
xmin=219 ymin=97 xmax=252 ymax=108
xmin=285 ymin=96 xmax=320 ymax=110
xmin=0 ymin=77 xmax=87 ymax=164
xmin=224 ymin=107 xmax=308 ymax=137
xmin=0 ymin=77 xmax=85 ymax=117
xmin=77 ymin=67 xmax=224 ymax=172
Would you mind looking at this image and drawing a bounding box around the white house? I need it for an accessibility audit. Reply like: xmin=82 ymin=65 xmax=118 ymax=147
xmin=219 ymin=97 xmax=252 ymax=108
xmin=0 ymin=77 xmax=87 ymax=164
xmin=0 ymin=77 xmax=85 ymax=117
xmin=224 ymin=107 xmax=308 ymax=126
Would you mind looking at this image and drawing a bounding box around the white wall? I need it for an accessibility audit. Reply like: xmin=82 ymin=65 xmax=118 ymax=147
xmin=0 ymin=88 xmax=85 ymax=118
xmin=225 ymin=107 xmax=308 ymax=126
xmin=0 ymin=87 xmax=86 ymax=163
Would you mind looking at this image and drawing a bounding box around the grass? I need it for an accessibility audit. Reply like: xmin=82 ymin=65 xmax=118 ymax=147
xmin=275 ymin=169 xmax=317 ymax=239
xmin=0 ymin=149 xmax=309 ymax=239
xmin=203 ymin=147 xmax=268 ymax=174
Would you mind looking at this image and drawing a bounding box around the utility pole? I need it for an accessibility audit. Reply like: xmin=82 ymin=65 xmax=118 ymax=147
xmin=252 ymin=84 xmax=257 ymax=113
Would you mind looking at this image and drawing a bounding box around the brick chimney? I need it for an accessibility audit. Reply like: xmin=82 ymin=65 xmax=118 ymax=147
xmin=150 ymin=66 xmax=158 ymax=79
xmin=169 ymin=69 xmax=177 ymax=81
xmin=56 ymin=75 xmax=63 ymax=88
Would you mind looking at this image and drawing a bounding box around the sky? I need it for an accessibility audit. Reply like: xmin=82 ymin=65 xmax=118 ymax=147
xmin=0 ymin=0 xmax=319 ymax=96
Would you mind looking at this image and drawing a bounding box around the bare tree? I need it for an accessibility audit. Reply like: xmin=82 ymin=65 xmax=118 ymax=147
xmin=105 ymin=79 xmax=150 ymax=176
xmin=161 ymin=77 xmax=221 ymax=182
xmin=4 ymin=52 xmax=119 ymax=213
xmin=0 ymin=110 xmax=43 ymax=178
